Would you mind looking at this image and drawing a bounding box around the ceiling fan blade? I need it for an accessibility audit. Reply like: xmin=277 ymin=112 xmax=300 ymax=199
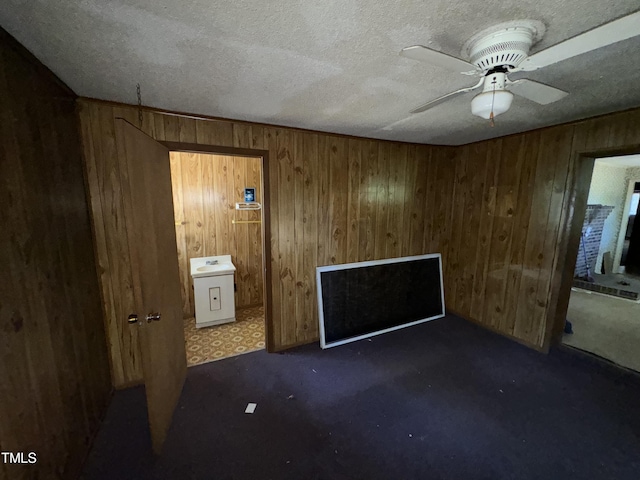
xmin=508 ymin=79 xmax=568 ymax=105
xmin=520 ymin=11 xmax=640 ymax=71
xmin=400 ymin=45 xmax=478 ymax=74
xmin=410 ymin=78 xmax=484 ymax=114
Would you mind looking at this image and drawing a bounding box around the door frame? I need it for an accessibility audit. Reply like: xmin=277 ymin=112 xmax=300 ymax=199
xmin=615 ymin=176 xmax=640 ymax=272
xmin=160 ymin=141 xmax=275 ymax=353
xmin=547 ymin=146 xmax=640 ymax=349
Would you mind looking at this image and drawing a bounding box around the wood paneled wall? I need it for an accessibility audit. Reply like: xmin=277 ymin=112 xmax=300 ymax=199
xmin=78 ymin=99 xmax=445 ymax=387
xmin=169 ymin=152 xmax=263 ymax=317
xmin=0 ymin=30 xmax=111 ymax=480
xmin=441 ymin=110 xmax=640 ymax=348
xmin=78 ymin=96 xmax=640 ymax=388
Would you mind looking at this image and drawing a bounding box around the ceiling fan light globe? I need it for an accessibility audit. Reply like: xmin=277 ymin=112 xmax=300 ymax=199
xmin=471 ymin=90 xmax=514 ymax=120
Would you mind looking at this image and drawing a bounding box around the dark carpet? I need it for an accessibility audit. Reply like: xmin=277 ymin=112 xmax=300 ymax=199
xmin=81 ymin=315 xmax=640 ymax=480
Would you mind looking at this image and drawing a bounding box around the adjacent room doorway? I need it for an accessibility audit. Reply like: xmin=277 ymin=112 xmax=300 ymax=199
xmin=561 ymin=154 xmax=640 ymax=372
xmin=113 ymin=120 xmax=273 ymax=453
xmin=168 ymin=150 xmax=268 ymax=366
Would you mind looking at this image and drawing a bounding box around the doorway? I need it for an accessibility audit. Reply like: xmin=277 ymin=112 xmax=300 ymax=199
xmin=168 ymin=150 xmax=268 ymax=367
xmin=619 ymin=181 xmax=640 ymax=273
xmin=561 ymin=155 xmax=640 ymax=372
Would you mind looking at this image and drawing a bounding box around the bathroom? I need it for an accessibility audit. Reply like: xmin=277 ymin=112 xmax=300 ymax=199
xmin=169 ymin=151 xmax=265 ymax=366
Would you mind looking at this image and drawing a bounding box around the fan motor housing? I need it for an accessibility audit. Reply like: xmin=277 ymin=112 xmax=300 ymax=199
xmin=463 ymin=21 xmax=545 ymax=71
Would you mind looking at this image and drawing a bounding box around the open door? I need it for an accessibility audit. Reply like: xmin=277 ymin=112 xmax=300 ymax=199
xmin=115 ymin=119 xmax=187 ymax=454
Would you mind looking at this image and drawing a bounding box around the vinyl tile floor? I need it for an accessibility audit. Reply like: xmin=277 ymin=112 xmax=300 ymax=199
xmin=183 ymin=305 xmax=265 ymax=367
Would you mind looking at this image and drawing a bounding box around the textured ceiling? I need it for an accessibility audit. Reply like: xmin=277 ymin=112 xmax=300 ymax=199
xmin=1 ymin=1 xmax=640 ymax=145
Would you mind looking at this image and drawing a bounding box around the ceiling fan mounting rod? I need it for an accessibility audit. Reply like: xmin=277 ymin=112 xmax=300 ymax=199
xmin=485 ymin=65 xmax=509 ymax=76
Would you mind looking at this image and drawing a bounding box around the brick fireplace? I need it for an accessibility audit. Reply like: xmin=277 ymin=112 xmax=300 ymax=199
xmin=574 ymin=204 xmax=615 ymax=278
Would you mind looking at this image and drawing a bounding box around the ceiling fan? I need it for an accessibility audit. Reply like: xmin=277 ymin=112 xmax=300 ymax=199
xmin=400 ymin=11 xmax=640 ymax=124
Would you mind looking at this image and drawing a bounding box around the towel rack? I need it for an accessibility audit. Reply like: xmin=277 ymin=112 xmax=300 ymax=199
xmin=235 ymin=202 xmax=262 ymax=211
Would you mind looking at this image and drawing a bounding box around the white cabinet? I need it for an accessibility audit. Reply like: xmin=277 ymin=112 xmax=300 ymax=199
xmin=190 ymin=255 xmax=236 ymax=328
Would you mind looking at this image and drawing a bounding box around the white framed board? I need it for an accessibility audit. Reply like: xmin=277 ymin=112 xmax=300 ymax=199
xmin=316 ymin=253 xmax=445 ymax=349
